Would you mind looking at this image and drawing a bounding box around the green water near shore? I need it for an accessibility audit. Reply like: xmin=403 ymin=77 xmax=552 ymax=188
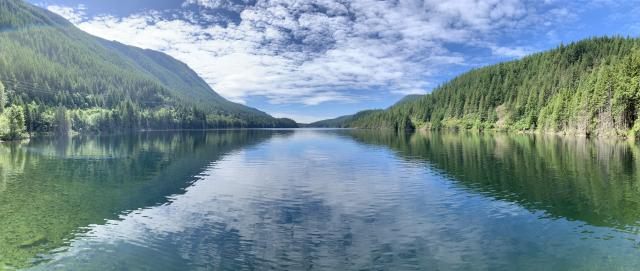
xmin=2 ymin=130 xmax=640 ymax=270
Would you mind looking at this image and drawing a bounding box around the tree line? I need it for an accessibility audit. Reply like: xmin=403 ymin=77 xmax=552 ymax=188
xmin=0 ymin=79 xmax=297 ymax=140
xmin=340 ymin=37 xmax=640 ymax=138
xmin=0 ymin=0 xmax=297 ymax=140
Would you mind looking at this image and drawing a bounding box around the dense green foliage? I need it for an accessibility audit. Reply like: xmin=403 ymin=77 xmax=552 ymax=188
xmin=328 ymin=37 xmax=640 ymax=138
xmin=0 ymin=0 xmax=296 ymax=140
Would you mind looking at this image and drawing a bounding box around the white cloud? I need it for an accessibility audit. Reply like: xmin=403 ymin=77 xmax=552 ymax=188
xmin=183 ymin=0 xmax=252 ymax=12
xmin=48 ymin=0 xmax=563 ymax=106
xmin=47 ymin=4 xmax=86 ymax=24
xmin=490 ymin=45 xmax=532 ymax=58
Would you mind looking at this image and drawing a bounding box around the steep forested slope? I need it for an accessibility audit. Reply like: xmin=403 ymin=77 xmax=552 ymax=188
xmin=330 ymin=37 xmax=640 ymax=138
xmin=307 ymin=96 xmax=420 ymax=127
xmin=306 ymin=110 xmax=381 ymax=128
xmin=0 ymin=0 xmax=296 ymax=139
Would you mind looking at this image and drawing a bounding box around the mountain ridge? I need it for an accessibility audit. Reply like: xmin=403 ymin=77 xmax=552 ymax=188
xmin=307 ymin=94 xmax=422 ymax=127
xmin=311 ymin=36 xmax=640 ymax=138
xmin=0 ymin=0 xmax=296 ymax=139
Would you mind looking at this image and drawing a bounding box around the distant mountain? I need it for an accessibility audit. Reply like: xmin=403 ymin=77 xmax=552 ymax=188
xmin=307 ymin=110 xmax=386 ymax=128
xmin=394 ymin=94 xmax=423 ymax=106
xmin=322 ymin=37 xmax=640 ymax=138
xmin=306 ymin=115 xmax=354 ymax=128
xmin=0 ymin=0 xmax=296 ymax=137
xmin=307 ymin=94 xmax=422 ymax=128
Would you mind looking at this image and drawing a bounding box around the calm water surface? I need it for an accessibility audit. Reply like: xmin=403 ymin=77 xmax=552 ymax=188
xmin=2 ymin=129 xmax=640 ymax=270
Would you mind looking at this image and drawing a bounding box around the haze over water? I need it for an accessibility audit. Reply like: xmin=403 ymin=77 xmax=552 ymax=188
xmin=2 ymin=130 xmax=640 ymax=270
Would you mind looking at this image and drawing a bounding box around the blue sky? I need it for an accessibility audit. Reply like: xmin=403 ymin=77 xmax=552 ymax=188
xmin=29 ymin=0 xmax=640 ymax=123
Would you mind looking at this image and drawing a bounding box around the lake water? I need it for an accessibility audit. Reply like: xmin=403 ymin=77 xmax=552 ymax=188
xmin=2 ymin=129 xmax=640 ymax=270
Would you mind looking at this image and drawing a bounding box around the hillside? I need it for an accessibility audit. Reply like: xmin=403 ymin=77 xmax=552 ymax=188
xmin=307 ymin=95 xmax=421 ymax=128
xmin=305 ymin=110 xmax=377 ymax=128
xmin=394 ymin=94 xmax=422 ymax=106
xmin=0 ymin=0 xmax=296 ymax=139
xmin=307 ymin=96 xmax=420 ymax=127
xmin=321 ymin=37 xmax=640 ymax=138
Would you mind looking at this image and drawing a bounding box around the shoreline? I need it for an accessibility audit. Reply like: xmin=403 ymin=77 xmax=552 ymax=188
xmin=2 ymin=127 xmax=634 ymax=144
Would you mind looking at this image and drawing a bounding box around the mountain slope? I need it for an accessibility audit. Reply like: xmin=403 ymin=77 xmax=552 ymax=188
xmin=394 ymin=94 xmax=422 ymax=106
xmin=306 ymin=114 xmax=355 ymax=128
xmin=0 ymin=0 xmax=296 ymax=137
xmin=307 ymin=94 xmax=421 ymax=128
xmin=330 ymin=37 xmax=640 ymax=138
xmin=306 ymin=110 xmax=382 ymax=128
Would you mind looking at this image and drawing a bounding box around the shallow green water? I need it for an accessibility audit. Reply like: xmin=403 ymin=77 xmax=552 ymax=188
xmin=2 ymin=130 xmax=640 ymax=270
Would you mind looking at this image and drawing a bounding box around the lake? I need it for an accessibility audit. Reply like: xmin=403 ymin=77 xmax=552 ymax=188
xmin=2 ymin=129 xmax=640 ymax=270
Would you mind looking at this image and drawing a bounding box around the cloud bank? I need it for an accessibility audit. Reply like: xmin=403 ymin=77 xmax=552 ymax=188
xmin=47 ymin=0 xmax=567 ymax=105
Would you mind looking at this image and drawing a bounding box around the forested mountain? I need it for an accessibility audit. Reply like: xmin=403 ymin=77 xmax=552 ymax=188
xmin=304 ymin=115 xmax=353 ymax=128
xmin=306 ymin=110 xmax=382 ymax=128
xmin=307 ymin=110 xmax=380 ymax=128
xmin=0 ymin=0 xmax=296 ymax=139
xmin=393 ymin=94 xmax=422 ymax=106
xmin=307 ymin=94 xmax=425 ymax=128
xmin=307 ymin=96 xmax=420 ymax=127
xmin=318 ymin=37 xmax=640 ymax=138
